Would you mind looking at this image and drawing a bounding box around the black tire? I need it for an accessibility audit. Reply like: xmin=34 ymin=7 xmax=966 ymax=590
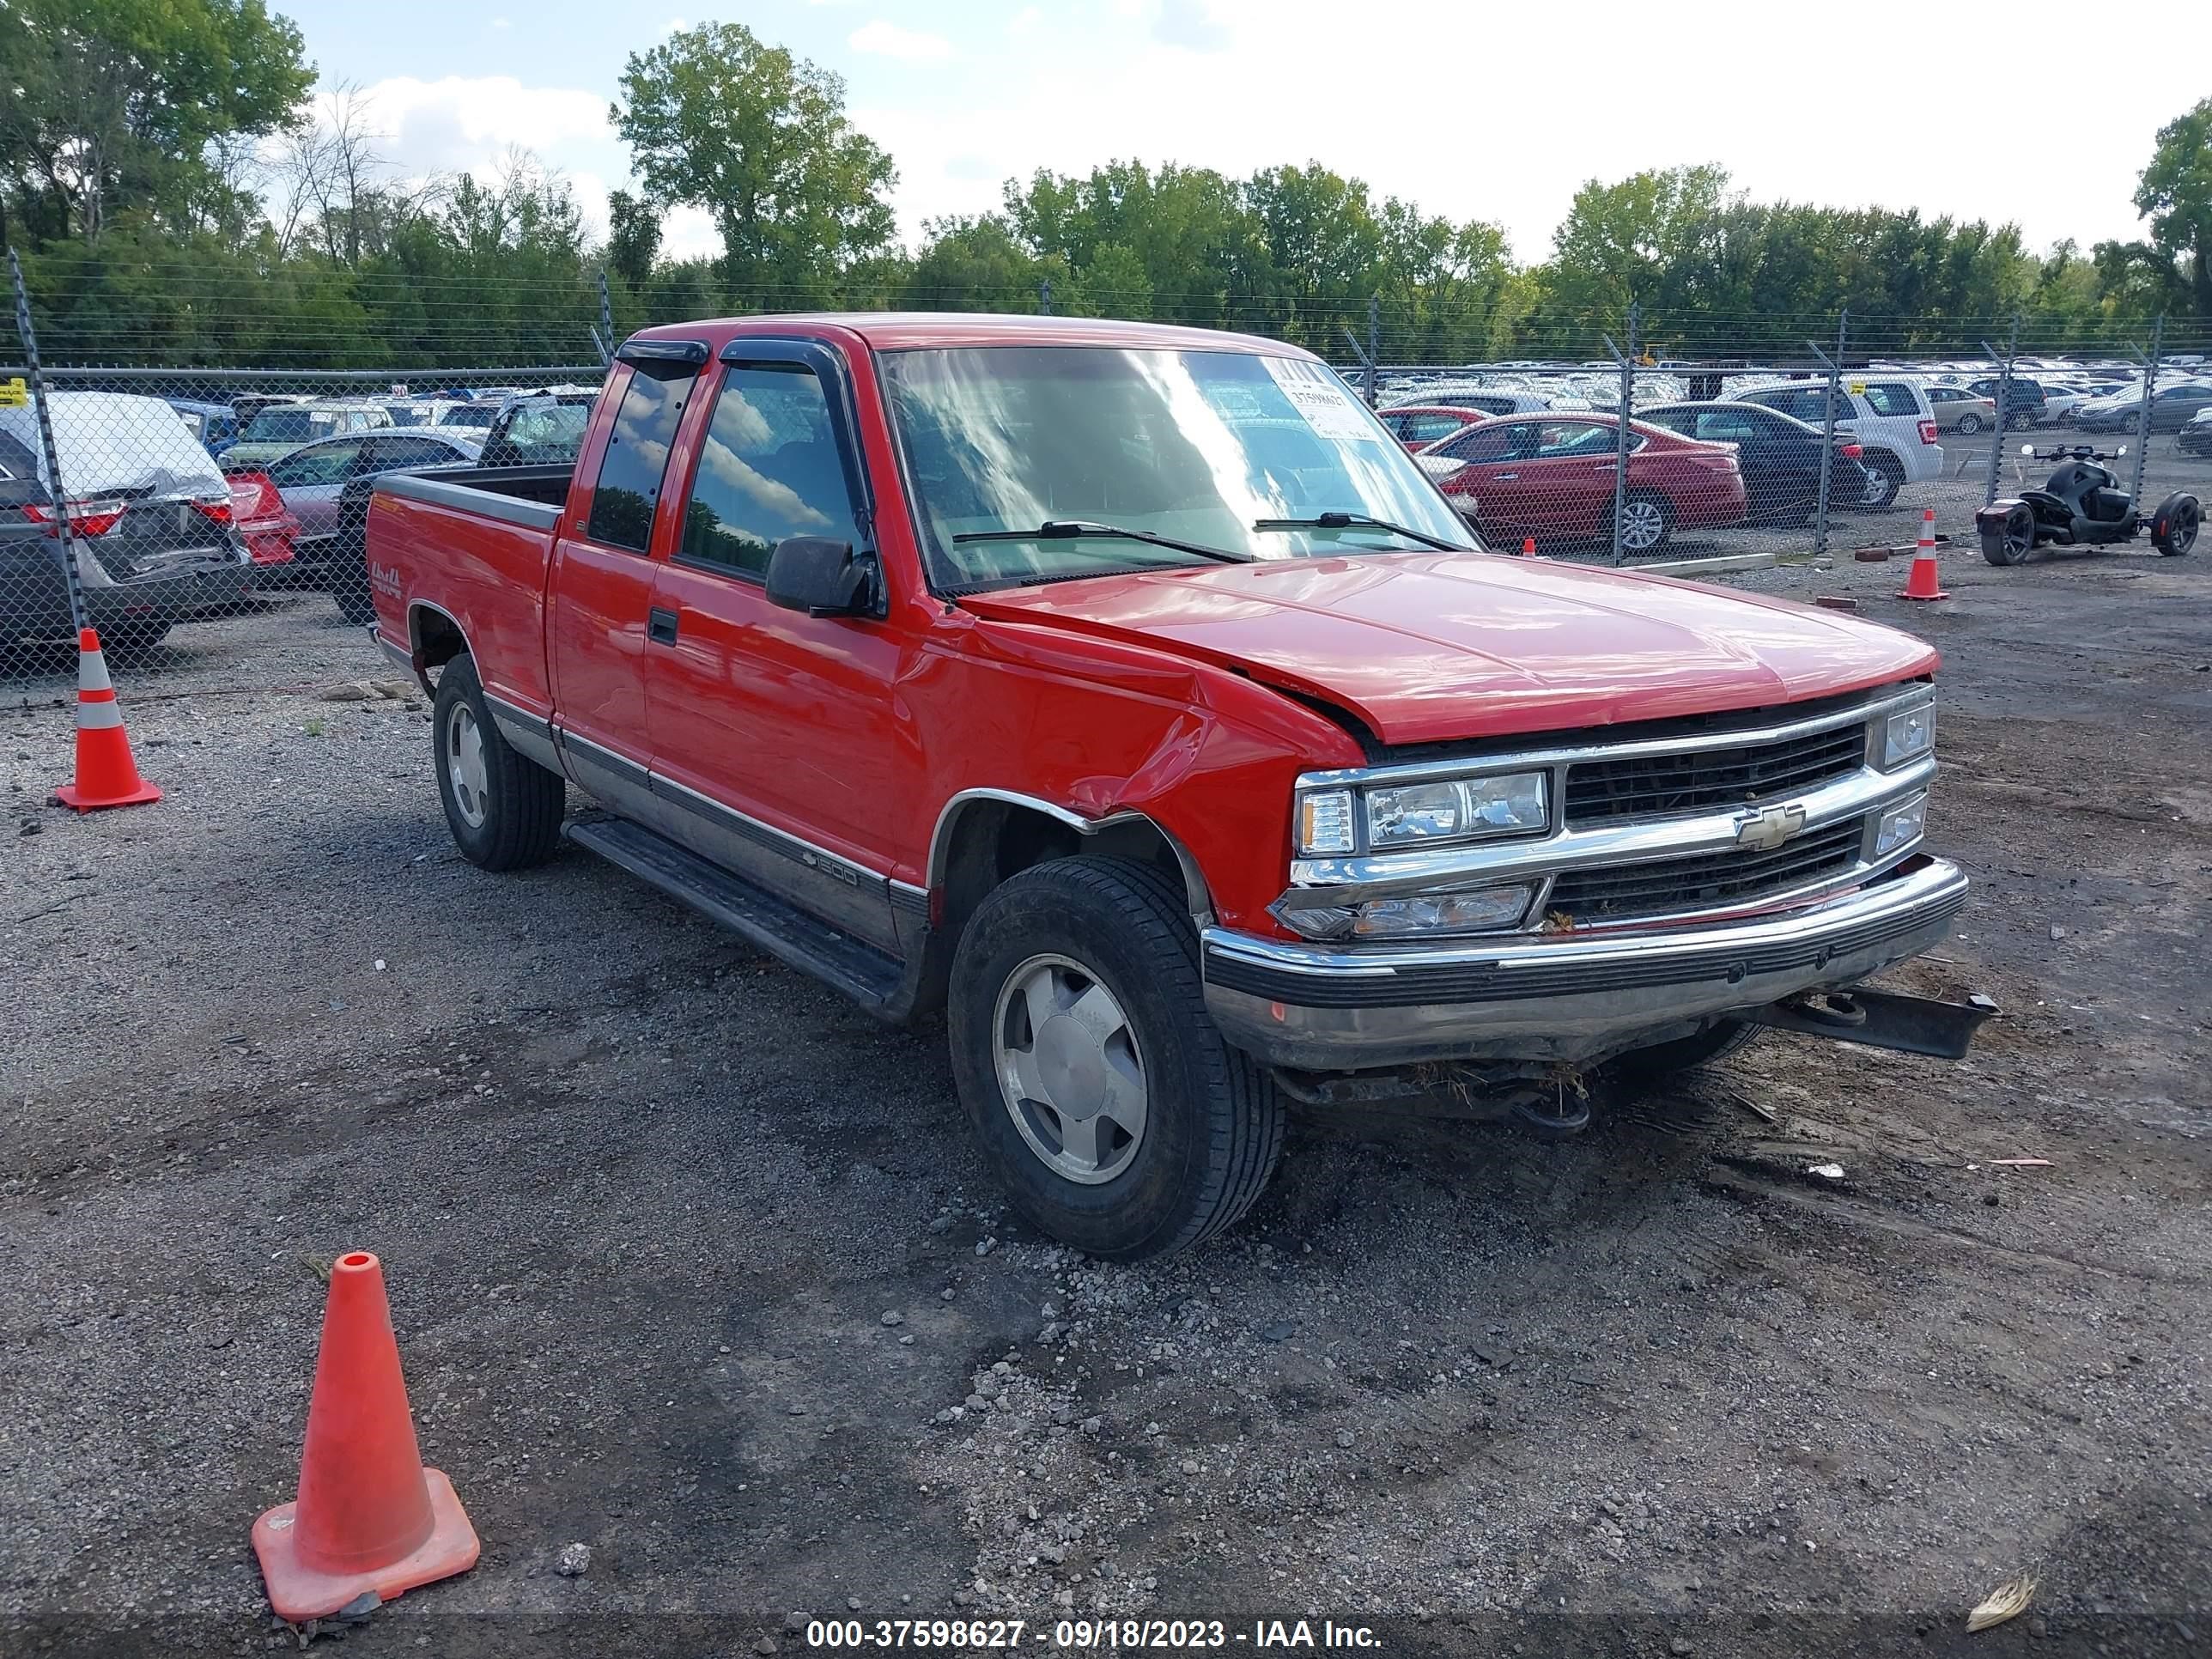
xmin=431 ymin=654 xmax=564 ymax=871
xmin=1857 ymin=454 xmax=1904 ymax=510
xmin=947 ymin=856 xmax=1284 ymax=1262
xmin=1981 ymin=502 xmax=2036 ymax=567
xmin=1955 ymin=412 xmax=1983 ymax=435
xmin=1614 ymin=489 xmax=1674 ymax=555
xmin=2150 ymin=493 xmax=2199 ymax=556
xmin=1605 ymin=1019 xmax=1761 ymax=1085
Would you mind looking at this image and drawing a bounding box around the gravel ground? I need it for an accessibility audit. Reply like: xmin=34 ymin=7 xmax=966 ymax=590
xmin=3 ymin=532 xmax=2209 ymax=1659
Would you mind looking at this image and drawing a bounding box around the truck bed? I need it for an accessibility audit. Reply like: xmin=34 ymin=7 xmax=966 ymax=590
xmin=366 ymin=465 xmax=570 ymax=718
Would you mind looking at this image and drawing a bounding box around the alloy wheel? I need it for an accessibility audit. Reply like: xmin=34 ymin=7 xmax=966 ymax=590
xmin=992 ymin=953 xmax=1148 ymax=1184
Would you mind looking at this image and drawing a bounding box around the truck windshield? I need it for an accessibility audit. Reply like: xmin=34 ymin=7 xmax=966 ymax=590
xmin=881 ymin=346 xmax=1479 ymax=589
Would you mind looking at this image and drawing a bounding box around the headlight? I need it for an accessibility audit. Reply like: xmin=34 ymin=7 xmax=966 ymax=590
xmin=1875 ymin=793 xmax=1928 ymax=858
xmin=1365 ymin=772 xmax=1549 ymax=849
xmin=1272 ymin=880 xmax=1538 ymax=940
xmin=1881 ymin=700 xmax=1935 ymax=769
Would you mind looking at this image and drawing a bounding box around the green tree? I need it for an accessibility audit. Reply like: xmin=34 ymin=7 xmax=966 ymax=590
xmin=2133 ymin=96 xmax=2212 ymax=316
xmin=605 ymin=188 xmax=659 ymax=289
xmin=0 ymin=0 xmax=313 ymax=245
xmin=611 ymin=21 xmax=896 ymax=301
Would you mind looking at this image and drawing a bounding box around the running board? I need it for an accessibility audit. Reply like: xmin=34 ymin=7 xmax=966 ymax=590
xmin=563 ymin=814 xmax=907 ymax=1013
xmin=1742 ymin=986 xmax=1996 ymax=1060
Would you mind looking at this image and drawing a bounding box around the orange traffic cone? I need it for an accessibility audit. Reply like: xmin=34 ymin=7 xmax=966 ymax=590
xmin=52 ymin=629 xmax=161 ymax=810
xmin=1899 ymin=508 xmax=1948 ymax=601
xmin=252 ymin=1252 xmax=479 ymax=1622
xmin=1520 ymin=536 xmax=1537 ymax=558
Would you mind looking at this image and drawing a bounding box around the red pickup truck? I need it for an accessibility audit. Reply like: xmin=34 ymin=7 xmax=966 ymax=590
xmin=365 ymin=313 xmax=1977 ymax=1261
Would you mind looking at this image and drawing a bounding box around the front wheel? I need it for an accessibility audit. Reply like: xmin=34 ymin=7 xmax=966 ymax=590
xmin=1955 ymin=412 xmax=1983 ymax=435
xmin=947 ymin=857 xmax=1284 ymax=1261
xmin=2150 ymin=493 xmax=2200 ymax=556
xmin=431 ymin=654 xmax=565 ymax=870
xmin=1981 ymin=502 xmax=2037 ymax=566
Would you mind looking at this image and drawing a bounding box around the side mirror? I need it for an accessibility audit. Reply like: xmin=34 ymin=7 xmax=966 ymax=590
xmin=765 ymin=536 xmax=874 ymax=618
xmin=2116 ymin=445 xmax=2128 ymax=458
xmin=2020 ymin=443 xmax=2034 ymax=455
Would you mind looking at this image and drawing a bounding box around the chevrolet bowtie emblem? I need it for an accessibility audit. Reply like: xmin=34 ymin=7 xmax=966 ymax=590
xmin=1734 ymin=802 xmax=1808 ymax=852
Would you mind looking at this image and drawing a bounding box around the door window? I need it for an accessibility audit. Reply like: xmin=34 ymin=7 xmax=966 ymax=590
xmin=266 ymin=441 xmax=364 ymax=487
xmin=1692 ymin=410 xmax=1764 ymax=443
xmin=1534 ymin=421 xmax=1619 ymax=459
xmin=680 ymin=365 xmax=860 ymax=580
xmin=1398 ymin=413 xmax=1468 ymax=446
xmin=1862 ymin=383 xmax=1923 ymax=417
xmin=1434 ymin=422 xmax=1525 ymax=464
xmin=368 ymin=437 xmax=466 ymax=469
xmin=586 ymin=361 xmax=697 ymax=552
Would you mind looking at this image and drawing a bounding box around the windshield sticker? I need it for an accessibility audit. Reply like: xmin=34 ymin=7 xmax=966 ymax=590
xmin=1261 ymin=356 xmax=1377 ymax=442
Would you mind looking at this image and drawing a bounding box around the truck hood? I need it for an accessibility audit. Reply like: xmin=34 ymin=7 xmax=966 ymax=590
xmin=959 ymin=551 xmax=1939 ymax=745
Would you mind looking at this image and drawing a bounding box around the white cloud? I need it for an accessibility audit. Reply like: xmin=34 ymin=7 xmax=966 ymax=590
xmin=848 ymin=20 xmax=953 ymax=61
xmin=1008 ymin=5 xmax=1042 ymax=33
xmin=325 ymin=76 xmax=611 ymax=173
xmin=662 ymin=16 xmax=688 ymax=33
xmin=489 ymin=16 xmax=511 ymax=29
xmin=1152 ymin=0 xmax=1228 ymax=51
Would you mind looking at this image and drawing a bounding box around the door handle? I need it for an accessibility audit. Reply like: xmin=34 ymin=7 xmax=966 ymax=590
xmin=1593 ymin=462 xmax=1618 ymax=471
xmin=648 ymin=607 xmax=679 ymax=645
xmin=1495 ymin=472 xmax=1518 ymax=481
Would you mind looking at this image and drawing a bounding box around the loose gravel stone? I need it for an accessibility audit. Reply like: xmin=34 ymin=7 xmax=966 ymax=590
xmin=556 ymin=1543 xmax=591 ymax=1577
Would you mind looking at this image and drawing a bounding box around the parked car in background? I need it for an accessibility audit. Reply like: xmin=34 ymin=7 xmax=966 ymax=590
xmin=1731 ymin=379 xmax=1942 ymax=508
xmin=1 ymin=392 xmax=252 ymax=661
xmin=2037 ymin=384 xmax=2087 ymax=425
xmin=167 ymin=398 xmax=240 ymax=453
xmin=223 ymin=471 xmax=301 ymax=570
xmin=222 ymin=401 xmax=394 ymax=468
xmin=2177 ymin=407 xmax=2212 ymax=457
xmin=1966 ymin=376 xmax=2047 ymax=428
xmin=476 ymin=386 xmax=601 ymax=467
xmin=431 ymin=402 xmax=501 ymax=432
xmin=2080 ymin=381 xmax=2212 ymax=433
xmin=1383 ymin=384 xmax=1577 ymax=417
xmin=1925 ymin=384 xmax=1996 ymax=434
xmin=1638 ymin=402 xmax=1869 ymax=526
xmin=1374 ymin=405 xmax=1486 ymax=453
xmin=254 ymin=428 xmax=483 ymax=580
xmin=1416 ymin=413 xmax=1747 ymax=553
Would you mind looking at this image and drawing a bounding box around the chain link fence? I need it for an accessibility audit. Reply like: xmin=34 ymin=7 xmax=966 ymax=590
xmin=0 ymin=359 xmax=603 ymax=675
xmin=9 ymin=252 xmax=2211 ymax=684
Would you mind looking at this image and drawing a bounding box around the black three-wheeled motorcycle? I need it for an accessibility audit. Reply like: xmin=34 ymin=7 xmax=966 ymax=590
xmin=1976 ymin=443 xmax=2199 ymax=565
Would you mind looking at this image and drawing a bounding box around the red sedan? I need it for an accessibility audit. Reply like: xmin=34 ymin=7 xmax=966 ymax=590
xmin=1374 ymin=404 xmax=1486 ymax=453
xmin=1417 ymin=414 xmax=1747 ymax=554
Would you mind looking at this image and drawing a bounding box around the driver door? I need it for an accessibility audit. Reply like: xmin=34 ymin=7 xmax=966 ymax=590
xmin=642 ymin=343 xmax=907 ymax=952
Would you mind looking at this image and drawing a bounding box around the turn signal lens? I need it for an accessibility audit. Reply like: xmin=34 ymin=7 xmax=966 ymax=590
xmin=1296 ymin=788 xmax=1357 ymax=856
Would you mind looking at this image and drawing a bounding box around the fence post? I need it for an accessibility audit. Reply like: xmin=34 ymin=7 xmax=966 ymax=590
xmin=1810 ymin=310 xmax=1848 ymax=556
xmin=594 ymin=267 xmax=615 ymax=366
xmin=1038 ymin=279 xmax=1053 ymax=316
xmin=2130 ymin=314 xmax=2163 ymax=507
xmin=1366 ymin=295 xmax=1380 ymax=409
xmin=1981 ymin=315 xmax=2021 ymax=508
xmin=6 ymin=246 xmax=88 ymax=637
xmin=1605 ymin=301 xmax=1638 ymax=564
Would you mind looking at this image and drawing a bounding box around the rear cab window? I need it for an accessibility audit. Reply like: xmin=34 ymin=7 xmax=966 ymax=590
xmin=586 ymin=362 xmax=697 ymax=551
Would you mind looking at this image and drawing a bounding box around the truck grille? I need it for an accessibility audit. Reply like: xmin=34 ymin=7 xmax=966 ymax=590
xmin=1547 ymin=816 xmax=1864 ymax=921
xmin=1563 ymin=724 xmax=1868 ymax=826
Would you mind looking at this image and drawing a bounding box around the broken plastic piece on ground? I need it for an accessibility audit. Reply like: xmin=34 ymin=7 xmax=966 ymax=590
xmin=1990 ymin=1158 xmax=2053 ymax=1168
xmin=1806 ymin=1162 xmax=1844 ymax=1180
xmin=1966 ymin=1575 xmax=2037 ymax=1632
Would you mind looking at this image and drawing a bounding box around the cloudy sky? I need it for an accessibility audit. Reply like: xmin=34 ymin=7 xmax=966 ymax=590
xmin=281 ymin=0 xmax=2210 ymax=263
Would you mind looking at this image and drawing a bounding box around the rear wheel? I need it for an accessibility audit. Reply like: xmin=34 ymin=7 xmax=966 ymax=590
xmin=2150 ymin=493 xmax=2199 ymax=556
xmin=1981 ymin=501 xmax=2036 ymax=566
xmin=1614 ymin=490 xmax=1673 ymax=555
xmin=1858 ymin=455 xmax=1903 ymax=509
xmin=1955 ymin=412 xmax=1983 ymax=435
xmin=431 ymin=654 xmax=564 ymax=870
xmin=948 ymin=856 xmax=1284 ymax=1261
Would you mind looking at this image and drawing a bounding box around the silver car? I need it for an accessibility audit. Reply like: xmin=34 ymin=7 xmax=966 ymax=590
xmin=258 ymin=428 xmax=480 ymax=575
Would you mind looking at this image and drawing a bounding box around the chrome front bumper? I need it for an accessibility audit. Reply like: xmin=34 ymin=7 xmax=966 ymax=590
xmin=1202 ymin=855 xmax=1968 ymax=1070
